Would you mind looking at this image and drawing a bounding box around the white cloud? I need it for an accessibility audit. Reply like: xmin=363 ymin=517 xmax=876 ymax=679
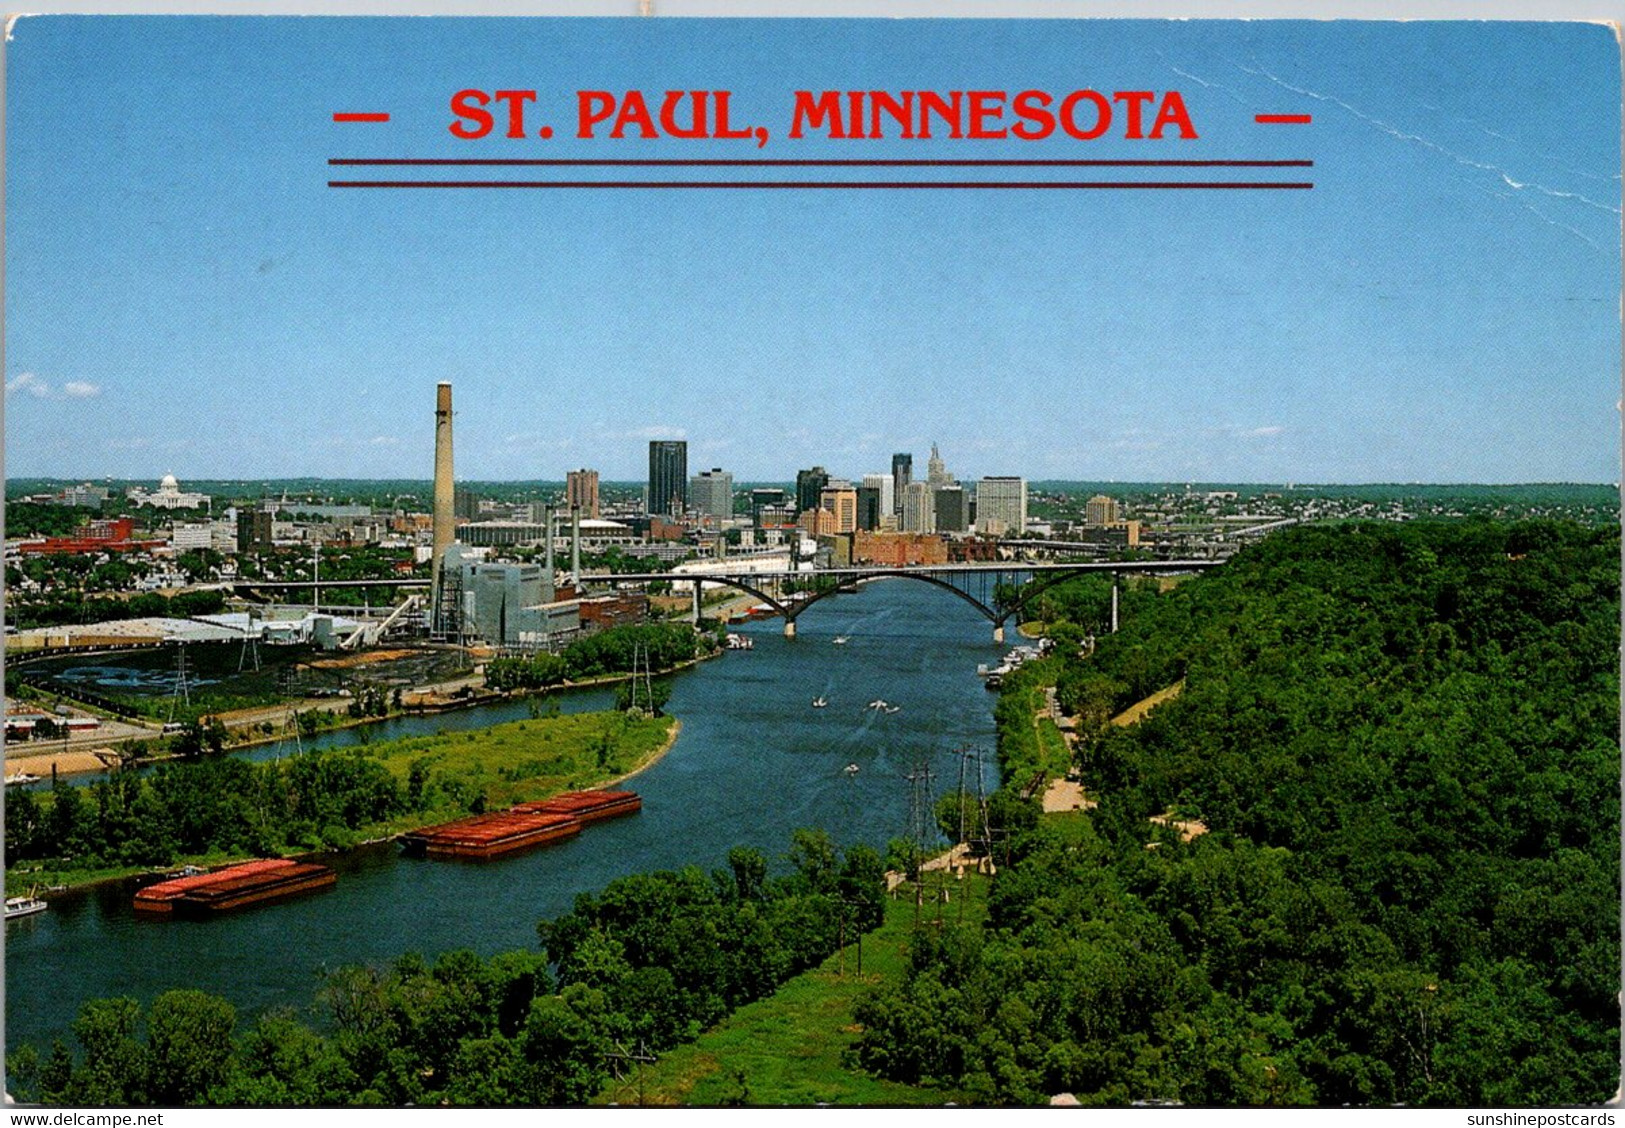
xmin=7 ymin=373 xmax=105 ymax=400
xmin=6 ymin=372 xmax=49 ymax=398
xmin=1214 ymin=423 xmax=1285 ymax=439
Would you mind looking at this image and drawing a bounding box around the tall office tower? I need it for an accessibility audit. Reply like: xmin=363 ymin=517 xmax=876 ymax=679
xmin=860 ymin=473 xmax=894 ymax=519
xmin=1085 ymin=494 xmax=1121 ymax=527
xmin=453 ymin=487 xmax=481 ymax=521
xmin=795 ymin=466 xmax=829 ymax=514
xmin=566 ymin=469 xmax=601 ymax=519
xmin=856 ymin=486 xmax=882 ymax=531
xmin=933 ymin=484 xmax=969 ymax=534
xmin=975 ymin=476 xmax=1028 ymax=538
xmin=819 ymin=482 xmax=858 ymax=533
xmin=431 ymin=382 xmax=455 ymax=626
xmin=926 ymin=442 xmax=951 ymax=487
xmin=647 ymin=440 xmax=688 ymax=517
xmin=235 ymin=506 xmax=273 ymax=553
xmin=901 ymin=480 xmax=935 ymax=533
xmin=891 ymin=453 xmax=913 ymax=514
xmin=750 ymin=487 xmax=789 ymax=526
xmin=690 ymin=468 xmax=735 ymax=522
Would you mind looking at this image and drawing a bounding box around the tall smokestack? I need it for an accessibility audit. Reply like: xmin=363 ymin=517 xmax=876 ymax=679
xmin=543 ymin=505 xmax=556 ymax=600
xmin=431 ymin=382 xmax=455 ymax=623
xmin=571 ymin=506 xmax=581 ymax=588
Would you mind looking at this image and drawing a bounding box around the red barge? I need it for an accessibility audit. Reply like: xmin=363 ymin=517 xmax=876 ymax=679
xmin=510 ymin=789 xmax=642 ymax=824
xmin=134 ymin=859 xmax=336 ymax=916
xmin=404 ymin=790 xmax=641 ymax=860
xmin=401 ymin=810 xmax=581 ymax=859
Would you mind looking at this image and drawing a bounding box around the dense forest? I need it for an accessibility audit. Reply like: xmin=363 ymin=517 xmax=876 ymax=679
xmin=852 ymin=520 xmax=1620 ymax=1105
xmin=5 ymin=832 xmax=884 ymax=1106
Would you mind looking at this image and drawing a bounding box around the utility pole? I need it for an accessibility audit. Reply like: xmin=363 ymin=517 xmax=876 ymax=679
xmin=837 ymin=895 xmax=869 ymax=976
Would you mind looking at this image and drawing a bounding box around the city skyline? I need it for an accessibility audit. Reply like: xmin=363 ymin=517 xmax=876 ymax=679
xmin=5 ymin=18 xmax=1620 ymax=484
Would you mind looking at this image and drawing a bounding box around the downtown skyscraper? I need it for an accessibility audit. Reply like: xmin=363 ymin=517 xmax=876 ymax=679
xmin=647 ymin=441 xmax=688 ymax=518
xmin=891 ymin=453 xmax=912 ymax=515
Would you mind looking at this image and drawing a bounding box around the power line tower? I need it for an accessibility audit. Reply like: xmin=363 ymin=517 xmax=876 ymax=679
xmin=623 ymin=642 xmax=655 ymax=714
xmin=603 ymin=1040 xmax=657 ymax=1106
xmin=237 ymin=618 xmax=261 ymax=673
xmin=167 ymin=643 xmax=192 ymax=722
xmin=904 ymin=752 xmax=935 ymax=926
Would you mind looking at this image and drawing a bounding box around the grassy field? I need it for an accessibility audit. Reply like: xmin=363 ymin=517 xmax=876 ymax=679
xmin=599 ymin=873 xmax=987 ymax=1107
xmin=358 ymin=712 xmax=677 ymax=837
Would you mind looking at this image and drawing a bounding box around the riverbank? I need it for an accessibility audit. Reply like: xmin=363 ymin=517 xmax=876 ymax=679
xmin=6 ymin=710 xmax=681 ymax=897
xmin=13 ymin=645 xmax=723 ymax=781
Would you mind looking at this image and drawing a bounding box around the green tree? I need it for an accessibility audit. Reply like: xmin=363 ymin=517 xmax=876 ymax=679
xmin=146 ymin=990 xmax=238 ymax=1104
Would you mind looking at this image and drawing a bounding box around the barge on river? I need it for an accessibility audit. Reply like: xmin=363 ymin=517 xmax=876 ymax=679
xmin=510 ymin=789 xmax=642 ymax=824
xmin=134 ymin=859 xmax=336 ymax=916
xmin=403 ymin=789 xmax=641 ymax=860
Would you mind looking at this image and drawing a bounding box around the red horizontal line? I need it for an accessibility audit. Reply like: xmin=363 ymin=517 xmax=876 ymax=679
xmin=329 ymin=157 xmax=1313 ymax=168
xmin=328 ymin=179 xmax=1314 ymax=190
xmin=1255 ymin=114 xmax=1312 ymax=124
xmin=333 ymin=112 xmax=390 ymax=123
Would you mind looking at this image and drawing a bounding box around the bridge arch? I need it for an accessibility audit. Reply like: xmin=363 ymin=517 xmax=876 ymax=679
xmin=681 ymin=576 xmax=792 ymax=620
xmin=783 ymin=571 xmax=1002 ymax=634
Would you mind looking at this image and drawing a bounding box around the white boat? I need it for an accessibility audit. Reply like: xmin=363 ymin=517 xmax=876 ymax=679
xmin=4 ymin=773 xmax=40 ymax=787
xmin=832 ymin=636 xmax=849 ymax=645
xmin=843 ymin=763 xmax=860 ymax=775
xmin=812 ymin=697 xmax=827 ymax=708
xmin=5 ymin=894 xmax=47 ymax=921
xmin=866 ymin=699 xmax=889 ymax=710
xmin=725 ymin=633 xmax=754 ymax=651
xmin=885 ymin=706 xmax=901 ymax=714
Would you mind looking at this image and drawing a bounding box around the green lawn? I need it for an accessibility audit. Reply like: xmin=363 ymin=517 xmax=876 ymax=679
xmin=599 ymin=873 xmax=987 ymax=1107
xmin=365 ymin=711 xmax=675 ymax=807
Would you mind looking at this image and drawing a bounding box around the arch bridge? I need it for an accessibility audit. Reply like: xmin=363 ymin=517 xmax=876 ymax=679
xmin=585 ymin=560 xmax=1222 ymax=641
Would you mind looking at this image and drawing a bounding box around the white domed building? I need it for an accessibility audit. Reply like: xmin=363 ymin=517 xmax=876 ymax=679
xmin=128 ymin=473 xmax=210 ymax=510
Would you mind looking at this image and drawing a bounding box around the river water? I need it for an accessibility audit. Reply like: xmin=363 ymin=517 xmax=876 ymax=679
xmin=5 ymin=581 xmax=1004 ymax=1051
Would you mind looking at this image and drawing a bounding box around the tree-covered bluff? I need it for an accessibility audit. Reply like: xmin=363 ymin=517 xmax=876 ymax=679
xmin=854 ymin=521 xmax=1620 ymax=1106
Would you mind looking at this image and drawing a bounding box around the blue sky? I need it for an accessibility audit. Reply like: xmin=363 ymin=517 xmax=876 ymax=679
xmin=5 ymin=17 xmax=1619 ymax=483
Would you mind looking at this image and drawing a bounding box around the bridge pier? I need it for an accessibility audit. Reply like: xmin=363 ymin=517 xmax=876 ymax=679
xmin=691 ymin=584 xmax=702 ymax=626
xmin=992 ymin=624 xmax=1005 ymax=644
xmin=1111 ymin=576 xmax=1119 ymax=633
xmin=783 ymin=619 xmax=796 ymax=639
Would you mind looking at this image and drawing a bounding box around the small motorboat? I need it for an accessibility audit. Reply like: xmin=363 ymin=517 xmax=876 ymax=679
xmin=5 ymin=893 xmax=47 ymax=922
xmin=4 ymin=773 xmax=40 ymax=787
xmin=812 ymin=697 xmax=828 ymax=708
xmin=866 ymin=699 xmax=889 ymax=710
xmin=843 ymin=763 xmax=860 ymax=776
xmin=832 ymin=636 xmax=849 ymax=645
xmin=884 ymin=706 xmax=901 ymax=714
